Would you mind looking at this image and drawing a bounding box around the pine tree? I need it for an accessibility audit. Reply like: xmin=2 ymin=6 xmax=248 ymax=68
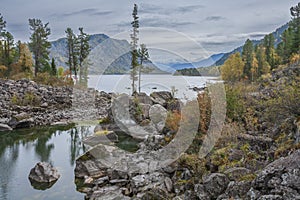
xmin=263 ymin=34 xmax=276 ymax=68
xmin=242 ymin=39 xmax=254 ymax=79
xmin=51 ymin=58 xmax=57 ymax=76
xmin=278 ymin=28 xmax=293 ymax=63
xmin=137 ymin=44 xmax=149 ymax=93
xmin=28 ymin=19 xmax=51 ymax=77
xmin=1 ymin=31 xmax=14 ymax=72
xmin=78 ymin=27 xmax=90 ymax=86
xmin=0 ymin=13 xmax=6 ymax=33
xmin=65 ymin=28 xmax=79 ymax=79
xmin=290 ymin=2 xmax=300 ymax=54
xmin=255 ymin=45 xmax=270 ymax=76
xmin=130 ymin=4 xmax=139 ymax=95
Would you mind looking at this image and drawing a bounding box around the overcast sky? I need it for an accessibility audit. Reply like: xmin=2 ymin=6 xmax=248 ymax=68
xmin=1 ymin=0 xmax=299 ymax=62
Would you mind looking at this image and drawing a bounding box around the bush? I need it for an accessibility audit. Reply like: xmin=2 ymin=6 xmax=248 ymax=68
xmin=11 ymin=92 xmax=40 ymax=106
xmin=33 ymin=72 xmax=73 ymax=87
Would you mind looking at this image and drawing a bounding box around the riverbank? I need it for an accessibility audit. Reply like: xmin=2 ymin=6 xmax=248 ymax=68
xmin=0 ymin=78 xmax=113 ymax=131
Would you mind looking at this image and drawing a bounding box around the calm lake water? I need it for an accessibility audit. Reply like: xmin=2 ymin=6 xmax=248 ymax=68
xmin=88 ymin=74 xmax=218 ymax=99
xmin=0 ymin=125 xmax=92 ymax=200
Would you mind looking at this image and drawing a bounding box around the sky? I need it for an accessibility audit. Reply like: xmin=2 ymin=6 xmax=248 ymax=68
xmin=1 ymin=0 xmax=299 ymax=62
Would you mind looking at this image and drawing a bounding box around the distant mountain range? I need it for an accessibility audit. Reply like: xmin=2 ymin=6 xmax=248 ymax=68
xmin=170 ymin=23 xmax=289 ymax=72
xmin=214 ymin=23 xmax=288 ymax=66
xmin=50 ymin=34 xmax=166 ymax=75
xmin=50 ymin=23 xmax=289 ymax=75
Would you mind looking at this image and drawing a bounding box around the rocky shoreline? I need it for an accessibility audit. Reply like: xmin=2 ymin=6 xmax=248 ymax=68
xmin=0 ymin=78 xmax=112 ymax=131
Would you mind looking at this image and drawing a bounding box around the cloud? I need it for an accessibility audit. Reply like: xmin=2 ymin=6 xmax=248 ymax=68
xmin=205 ymin=16 xmax=226 ymax=21
xmin=176 ymin=5 xmax=205 ymax=14
xmin=92 ymin=11 xmax=113 ymax=16
xmin=53 ymin=8 xmax=112 ymax=18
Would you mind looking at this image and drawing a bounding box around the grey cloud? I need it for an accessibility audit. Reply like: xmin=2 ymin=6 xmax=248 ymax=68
xmin=62 ymin=8 xmax=98 ymax=17
xmin=176 ymin=5 xmax=205 ymax=13
xmin=92 ymin=11 xmax=113 ymax=16
xmin=205 ymin=16 xmax=226 ymax=21
xmin=139 ymin=18 xmax=195 ymax=28
xmin=53 ymin=8 xmax=112 ymax=18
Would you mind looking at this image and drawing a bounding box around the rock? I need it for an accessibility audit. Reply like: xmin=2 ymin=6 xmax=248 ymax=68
xmin=136 ymin=92 xmax=153 ymax=105
xmin=28 ymin=162 xmax=60 ymax=183
xmin=83 ymin=131 xmax=118 ymax=147
xmin=149 ymin=104 xmax=167 ymax=132
xmin=150 ymin=91 xmax=173 ymax=106
xmin=228 ymin=149 xmax=244 ymax=161
xmin=86 ymin=185 xmax=130 ymax=200
xmin=203 ymin=173 xmax=229 ymax=199
xmin=252 ymin=150 xmax=300 ymax=199
xmin=194 ymin=184 xmax=210 ymax=200
xmin=15 ymin=117 xmax=34 ymax=129
xmin=51 ymin=121 xmax=70 ymax=126
xmin=164 ymin=177 xmax=173 ymax=192
xmin=0 ymin=123 xmax=12 ymax=131
xmin=224 ymin=167 xmax=251 ymax=181
xmin=221 ymin=181 xmax=252 ymax=199
xmin=258 ymin=195 xmax=283 ymax=200
xmin=237 ymin=134 xmax=273 ymax=151
xmin=40 ymin=102 xmax=48 ymax=108
xmin=139 ymin=103 xmax=151 ymax=119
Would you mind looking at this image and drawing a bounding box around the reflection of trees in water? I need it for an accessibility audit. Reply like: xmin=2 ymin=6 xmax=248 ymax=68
xmin=0 ymin=143 xmax=19 ymax=200
xmin=34 ymin=131 xmax=54 ymax=162
xmin=0 ymin=125 xmax=75 ymax=199
xmin=70 ymin=126 xmax=91 ymax=165
xmin=0 ymin=124 xmax=92 ymax=198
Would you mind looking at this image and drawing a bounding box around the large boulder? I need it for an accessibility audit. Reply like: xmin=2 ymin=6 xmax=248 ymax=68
xmin=150 ymin=91 xmax=173 ymax=106
xmin=28 ymin=162 xmax=60 ymax=183
xmin=136 ymin=92 xmax=153 ymax=105
xmin=250 ymin=149 xmax=300 ymax=199
xmin=149 ymin=104 xmax=167 ymax=132
xmin=203 ymin=173 xmax=229 ymax=199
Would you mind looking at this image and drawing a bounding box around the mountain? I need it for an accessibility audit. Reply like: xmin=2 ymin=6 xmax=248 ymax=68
xmin=215 ymin=23 xmax=288 ymax=66
xmin=157 ymin=53 xmax=224 ymax=73
xmin=50 ymin=34 xmax=166 ymax=75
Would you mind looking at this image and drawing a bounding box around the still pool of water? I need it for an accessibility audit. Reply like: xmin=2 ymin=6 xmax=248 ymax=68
xmin=0 ymin=125 xmax=139 ymax=200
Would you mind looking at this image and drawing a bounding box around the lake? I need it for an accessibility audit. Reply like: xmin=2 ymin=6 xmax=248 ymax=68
xmin=88 ymin=74 xmax=218 ymax=99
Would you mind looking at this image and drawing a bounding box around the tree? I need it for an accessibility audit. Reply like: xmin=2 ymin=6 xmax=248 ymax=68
xmin=250 ymin=53 xmax=259 ymax=81
xmin=255 ymin=45 xmax=270 ymax=76
xmin=50 ymin=58 xmax=57 ymax=76
xmin=221 ymin=52 xmax=244 ymax=82
xmin=14 ymin=42 xmax=33 ymax=75
xmin=1 ymin=31 xmax=15 ymax=71
xmin=78 ymin=27 xmax=90 ymax=86
xmin=130 ymin=4 xmax=139 ymax=95
xmin=290 ymin=2 xmax=300 ymax=54
xmin=65 ymin=27 xmax=79 ymax=80
xmin=263 ymin=34 xmax=276 ymax=68
xmin=0 ymin=13 xmax=6 ymax=33
xmin=242 ymin=39 xmax=254 ymax=79
xmin=57 ymin=66 xmax=64 ymax=78
xmin=137 ymin=43 xmax=149 ymax=93
xmin=28 ymin=18 xmax=51 ymax=76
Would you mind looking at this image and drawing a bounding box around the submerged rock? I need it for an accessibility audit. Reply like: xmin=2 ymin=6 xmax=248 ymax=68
xmin=28 ymin=162 xmax=60 ymax=183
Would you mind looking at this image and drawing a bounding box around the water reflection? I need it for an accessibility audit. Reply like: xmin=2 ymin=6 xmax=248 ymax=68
xmin=0 ymin=124 xmax=91 ymax=200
